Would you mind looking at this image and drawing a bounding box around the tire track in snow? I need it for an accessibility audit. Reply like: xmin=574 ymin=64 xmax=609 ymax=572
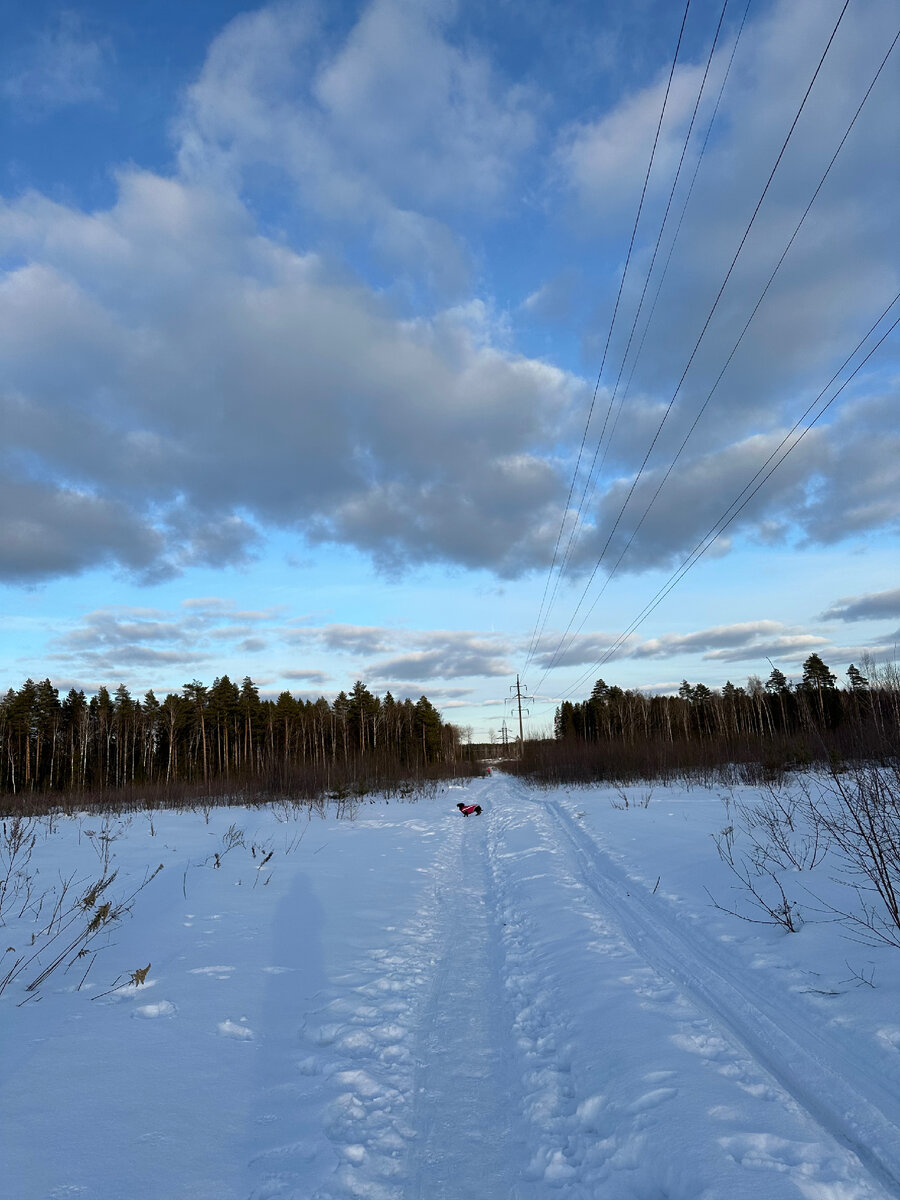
xmin=485 ymin=776 xmax=718 ymax=1196
xmin=406 ymin=791 xmax=530 ymax=1199
xmin=543 ymin=791 xmax=900 ymax=1199
xmin=250 ymin=808 xmax=471 ymax=1200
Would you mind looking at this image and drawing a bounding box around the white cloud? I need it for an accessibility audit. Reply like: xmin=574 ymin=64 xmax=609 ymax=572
xmin=530 ymin=631 xmax=635 ymax=671
xmin=534 ymin=620 xmax=838 ymax=675
xmin=3 ymin=13 xmax=110 ymax=116
xmin=821 ymin=586 xmax=900 ymax=623
xmin=48 ymin=601 xmax=287 ymax=683
xmin=286 ymin=623 xmax=514 ymax=681
xmin=176 ymin=0 xmax=535 ymax=289
xmin=557 ymin=57 xmax=708 ymax=225
xmin=0 ymin=170 xmax=584 ymax=583
xmin=632 ymin=621 xmax=786 ymax=659
xmin=0 ymin=0 xmax=897 ymax=594
xmin=549 ymin=0 xmax=900 ymax=567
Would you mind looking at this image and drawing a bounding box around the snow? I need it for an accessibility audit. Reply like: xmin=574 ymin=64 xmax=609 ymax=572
xmin=3 ymin=773 xmax=900 ymax=1199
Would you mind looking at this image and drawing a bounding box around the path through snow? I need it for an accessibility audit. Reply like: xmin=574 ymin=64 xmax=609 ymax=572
xmin=3 ymin=775 xmax=900 ymax=1199
xmin=251 ymin=775 xmax=899 ymax=1199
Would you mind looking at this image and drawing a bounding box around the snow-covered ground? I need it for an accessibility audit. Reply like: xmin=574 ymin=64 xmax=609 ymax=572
xmin=3 ymin=773 xmax=900 ymax=1200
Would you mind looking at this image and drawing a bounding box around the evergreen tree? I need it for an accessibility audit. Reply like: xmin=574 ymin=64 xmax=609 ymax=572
xmin=415 ymin=695 xmax=444 ymax=763
xmin=182 ymin=681 xmax=209 ymax=782
xmin=847 ymin=663 xmax=869 ymax=691
xmin=142 ymin=690 xmax=161 ymax=779
xmin=555 ymin=701 xmax=576 ymax=740
xmin=801 ymin=654 xmax=837 ymax=692
xmin=348 ymin=681 xmax=378 ymax=753
xmin=239 ymin=677 xmax=261 ymax=768
xmin=765 ymin=667 xmax=789 ymax=693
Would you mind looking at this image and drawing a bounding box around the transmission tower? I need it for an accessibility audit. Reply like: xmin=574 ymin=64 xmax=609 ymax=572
xmin=508 ymin=675 xmax=533 ymax=755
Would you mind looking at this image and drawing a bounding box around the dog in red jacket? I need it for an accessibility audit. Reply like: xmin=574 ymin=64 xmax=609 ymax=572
xmin=457 ymin=802 xmax=482 ymax=817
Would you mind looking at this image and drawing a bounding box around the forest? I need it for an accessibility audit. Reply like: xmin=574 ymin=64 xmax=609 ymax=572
xmin=0 ymin=675 xmax=469 ymax=809
xmin=516 ymin=654 xmax=900 ymax=784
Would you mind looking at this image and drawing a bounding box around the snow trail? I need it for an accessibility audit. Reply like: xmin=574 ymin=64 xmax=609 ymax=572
xmin=543 ymin=792 xmax=900 ymax=1197
xmin=407 ymin=800 xmax=529 ymax=1199
xmin=482 ymin=775 xmax=896 ymax=1199
xmin=5 ymin=781 xmax=900 ymax=1199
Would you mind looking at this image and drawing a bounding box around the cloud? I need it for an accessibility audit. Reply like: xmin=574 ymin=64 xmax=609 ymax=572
xmin=368 ymin=642 xmax=509 ymax=681
xmin=535 ymin=620 xmax=835 ymax=676
xmin=0 ymin=479 xmax=163 ymax=583
xmin=0 ymin=0 xmax=897 ymax=594
xmin=59 ymin=609 xmax=185 ymax=648
xmin=39 ymin=605 xmax=519 ymax=697
xmin=301 ymin=625 xmax=395 ymax=656
xmin=182 ymin=598 xmax=282 ymax=621
xmin=629 ymin=622 xmax=831 ymax=666
xmin=631 ymin=620 xmax=785 ymax=659
xmin=283 ymin=668 xmax=331 ymax=685
xmin=701 ymin=635 xmax=829 ymax=665
xmin=286 ymin=624 xmax=513 ymax=681
xmin=791 ymin=391 xmax=900 ymax=546
xmin=0 ymin=171 xmax=583 ymax=584
xmin=530 ymin=631 xmax=633 ymax=670
xmin=48 ymin=602 xmax=282 ymax=681
xmin=368 ymin=684 xmax=474 ymax=705
xmin=372 ymin=631 xmax=513 ymax=682
xmin=547 ymin=0 xmax=900 ymax=565
xmin=521 ymin=271 xmax=579 ymax=325
xmin=821 ymin=587 xmax=900 ymax=623
xmin=564 ymin=430 xmax=823 ymax=578
xmin=557 ymin=56 xmax=709 ymax=226
xmin=176 ymin=0 xmax=535 ymax=289
xmin=3 ymin=13 xmax=111 ymax=116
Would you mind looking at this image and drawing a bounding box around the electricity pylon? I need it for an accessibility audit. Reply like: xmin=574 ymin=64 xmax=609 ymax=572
xmin=508 ymin=675 xmax=533 ymax=755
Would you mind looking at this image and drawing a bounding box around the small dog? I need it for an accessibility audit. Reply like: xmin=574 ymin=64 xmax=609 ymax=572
xmin=457 ymin=802 xmax=483 ymax=817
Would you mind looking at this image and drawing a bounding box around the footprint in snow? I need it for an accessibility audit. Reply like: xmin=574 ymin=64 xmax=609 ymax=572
xmin=626 ymin=1086 xmax=678 ymax=1114
xmin=104 ymin=978 xmax=158 ymax=1003
xmin=218 ymin=1019 xmax=254 ymax=1040
xmin=876 ymin=1026 xmax=900 ymax=1051
xmin=720 ymin=1131 xmax=829 ymax=1173
xmin=190 ymin=965 xmax=235 ymax=979
xmin=133 ymin=1001 xmax=176 ymax=1019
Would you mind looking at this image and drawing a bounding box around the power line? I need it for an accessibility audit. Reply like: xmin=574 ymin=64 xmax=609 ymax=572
xmin=526 ymin=0 xmax=738 ymax=673
xmin=547 ymin=15 xmax=900 ymax=674
xmin=615 ymin=0 xmax=754 ymax=458
xmin=524 ymin=0 xmax=693 ymax=671
xmin=558 ymin=290 xmax=900 ymax=701
xmin=534 ymin=0 xmax=852 ymax=692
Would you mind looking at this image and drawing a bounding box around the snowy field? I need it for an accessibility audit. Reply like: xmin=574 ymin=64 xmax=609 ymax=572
xmin=3 ymin=772 xmax=900 ymax=1200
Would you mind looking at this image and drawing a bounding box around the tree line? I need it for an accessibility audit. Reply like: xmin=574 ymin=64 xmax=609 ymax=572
xmin=516 ymin=654 xmax=900 ymax=784
xmin=0 ymin=675 xmax=464 ymax=799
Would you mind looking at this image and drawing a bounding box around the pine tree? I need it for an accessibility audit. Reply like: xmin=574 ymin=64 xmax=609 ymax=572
xmin=765 ymin=667 xmax=789 ymax=693
xmin=801 ymin=654 xmax=837 ymax=692
xmin=415 ymin=696 xmax=443 ymax=763
xmin=182 ymin=681 xmax=209 ymax=782
xmin=847 ymin=663 xmax=869 ymax=691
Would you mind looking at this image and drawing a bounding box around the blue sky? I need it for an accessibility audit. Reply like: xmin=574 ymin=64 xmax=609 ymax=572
xmin=1 ymin=0 xmax=899 ymax=740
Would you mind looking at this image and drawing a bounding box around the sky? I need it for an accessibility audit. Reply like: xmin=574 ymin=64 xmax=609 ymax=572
xmin=0 ymin=0 xmax=898 ymax=740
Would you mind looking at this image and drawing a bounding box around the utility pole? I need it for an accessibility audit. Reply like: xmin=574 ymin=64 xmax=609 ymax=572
xmin=508 ymin=675 xmax=532 ymax=756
